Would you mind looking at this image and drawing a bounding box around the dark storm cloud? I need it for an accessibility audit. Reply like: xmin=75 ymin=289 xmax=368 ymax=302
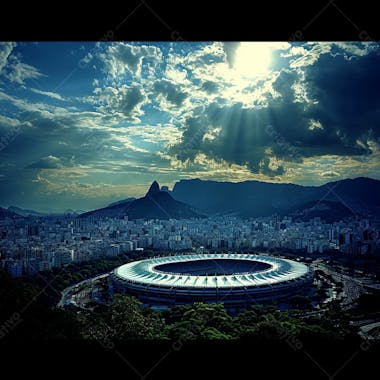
xmin=174 ymin=115 xmax=208 ymax=162
xmin=201 ymin=80 xmax=220 ymax=94
xmin=170 ymin=101 xmax=286 ymax=176
xmin=170 ymin=51 xmax=380 ymax=176
xmin=0 ymin=109 xmax=116 ymax=170
xmin=120 ymin=86 xmax=145 ymax=116
xmin=304 ymin=51 xmax=380 ymax=148
xmin=152 ymin=79 xmax=187 ymax=106
xmin=271 ymin=70 xmax=297 ymax=101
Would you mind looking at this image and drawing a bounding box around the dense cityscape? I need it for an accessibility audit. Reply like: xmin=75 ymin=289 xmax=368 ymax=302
xmin=1 ymin=212 xmax=380 ymax=278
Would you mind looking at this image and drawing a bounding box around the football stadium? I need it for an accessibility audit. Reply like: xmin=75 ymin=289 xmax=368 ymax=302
xmin=111 ymin=253 xmax=313 ymax=309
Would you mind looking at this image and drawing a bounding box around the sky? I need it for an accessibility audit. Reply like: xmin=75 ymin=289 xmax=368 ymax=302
xmin=0 ymin=41 xmax=380 ymax=212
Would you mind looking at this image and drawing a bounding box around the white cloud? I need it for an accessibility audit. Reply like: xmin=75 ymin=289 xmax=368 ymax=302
xmin=30 ymin=88 xmax=66 ymax=101
xmin=115 ymin=124 xmax=182 ymax=148
xmin=283 ymin=42 xmax=378 ymax=70
xmin=1 ymin=42 xmax=46 ymax=85
xmin=165 ymin=65 xmax=189 ymax=84
xmin=27 ymin=155 xmax=63 ymax=169
xmin=6 ymin=58 xmax=45 ymax=85
xmin=99 ymin=43 xmax=163 ymax=79
xmin=32 ymin=174 xmax=53 ymax=184
xmin=0 ymin=114 xmax=25 ymax=128
xmin=0 ymin=42 xmax=16 ymax=72
xmin=321 ymin=171 xmax=340 ymax=178
xmin=332 ymin=42 xmax=378 ymax=57
xmin=308 ymin=119 xmax=324 ymax=131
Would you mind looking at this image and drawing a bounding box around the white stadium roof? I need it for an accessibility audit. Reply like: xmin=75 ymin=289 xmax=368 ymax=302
xmin=114 ymin=253 xmax=310 ymax=289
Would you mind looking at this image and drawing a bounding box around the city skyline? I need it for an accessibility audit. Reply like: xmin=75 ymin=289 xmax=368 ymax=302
xmin=1 ymin=42 xmax=380 ymax=211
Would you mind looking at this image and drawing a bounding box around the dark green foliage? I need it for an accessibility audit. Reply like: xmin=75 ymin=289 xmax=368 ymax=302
xmin=80 ymin=295 xmax=166 ymax=340
xmin=164 ymin=303 xmax=236 ymax=340
xmin=0 ymin=270 xmax=81 ymax=340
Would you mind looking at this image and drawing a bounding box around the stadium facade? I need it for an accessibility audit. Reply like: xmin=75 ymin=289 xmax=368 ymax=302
xmin=111 ymin=253 xmax=313 ymax=309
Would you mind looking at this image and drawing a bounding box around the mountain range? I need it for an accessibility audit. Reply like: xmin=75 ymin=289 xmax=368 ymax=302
xmin=2 ymin=177 xmax=379 ymax=221
xmin=7 ymin=205 xmax=46 ymax=217
xmin=5 ymin=206 xmax=85 ymax=217
xmin=170 ymin=177 xmax=380 ymax=219
xmin=0 ymin=207 xmax=24 ymax=219
xmin=79 ymin=181 xmax=205 ymax=220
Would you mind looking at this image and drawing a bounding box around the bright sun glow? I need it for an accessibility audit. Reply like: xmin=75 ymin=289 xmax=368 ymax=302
xmin=234 ymin=42 xmax=276 ymax=78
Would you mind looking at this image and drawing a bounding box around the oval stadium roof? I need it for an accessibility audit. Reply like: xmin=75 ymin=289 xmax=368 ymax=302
xmin=114 ymin=253 xmax=310 ymax=289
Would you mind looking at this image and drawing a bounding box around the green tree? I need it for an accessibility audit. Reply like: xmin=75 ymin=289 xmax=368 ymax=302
xmin=166 ymin=302 xmax=237 ymax=340
xmin=109 ymin=295 xmax=166 ymax=339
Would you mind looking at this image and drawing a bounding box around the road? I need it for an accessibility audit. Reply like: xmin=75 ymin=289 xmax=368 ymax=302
xmin=359 ymin=321 xmax=380 ymax=340
xmin=57 ymin=273 xmax=110 ymax=308
xmin=311 ymin=261 xmax=364 ymax=309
